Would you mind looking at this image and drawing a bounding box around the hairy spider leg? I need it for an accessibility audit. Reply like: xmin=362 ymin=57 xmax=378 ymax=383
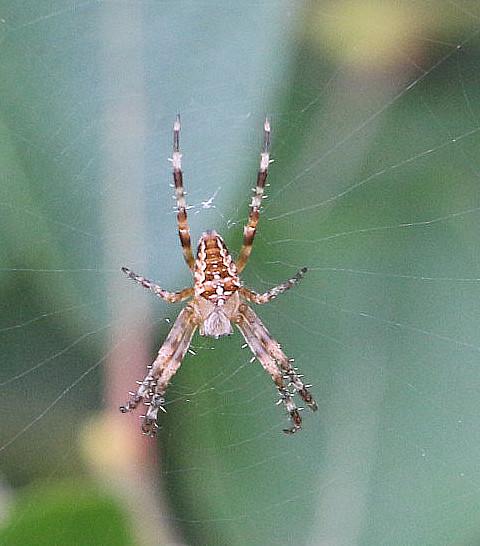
xmin=121 ymin=267 xmax=193 ymax=303
xmin=240 ymin=304 xmax=317 ymax=412
xmin=142 ymin=306 xmax=197 ymax=435
xmin=236 ymin=309 xmax=302 ymax=434
xmin=172 ymin=115 xmax=195 ymax=270
xmin=120 ymin=305 xmax=197 ymax=436
xmin=240 ymin=267 xmax=308 ymax=304
xmin=236 ymin=118 xmax=271 ymax=273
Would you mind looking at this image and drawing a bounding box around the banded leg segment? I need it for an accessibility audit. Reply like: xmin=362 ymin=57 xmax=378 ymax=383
xmin=236 ymin=119 xmax=271 ymax=273
xmin=120 ymin=305 xmax=198 ymax=435
xmin=240 ymin=305 xmax=317 ymax=412
xmin=236 ymin=310 xmax=302 ymax=434
xmin=240 ymin=267 xmax=308 ymax=304
xmin=142 ymin=312 xmax=197 ymax=435
xmin=172 ymin=115 xmax=195 ymax=270
xmin=122 ymin=267 xmax=193 ymax=303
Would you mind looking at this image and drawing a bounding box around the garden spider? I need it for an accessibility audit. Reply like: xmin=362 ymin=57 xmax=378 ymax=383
xmin=120 ymin=116 xmax=317 ymax=435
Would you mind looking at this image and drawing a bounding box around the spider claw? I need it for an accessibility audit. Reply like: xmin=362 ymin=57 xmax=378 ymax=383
xmin=283 ymin=425 xmax=301 ymax=435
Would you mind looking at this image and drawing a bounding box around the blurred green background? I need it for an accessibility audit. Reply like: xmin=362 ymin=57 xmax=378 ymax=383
xmin=1 ymin=1 xmax=480 ymax=545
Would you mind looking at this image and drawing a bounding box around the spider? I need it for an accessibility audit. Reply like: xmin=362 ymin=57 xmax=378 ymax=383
xmin=120 ymin=116 xmax=317 ymax=435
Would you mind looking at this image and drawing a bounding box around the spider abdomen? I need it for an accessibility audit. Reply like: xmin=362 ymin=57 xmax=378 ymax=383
xmin=194 ymin=230 xmax=240 ymax=305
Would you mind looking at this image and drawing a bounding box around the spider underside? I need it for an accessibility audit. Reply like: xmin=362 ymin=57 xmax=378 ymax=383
xmin=120 ymin=116 xmax=317 ymax=435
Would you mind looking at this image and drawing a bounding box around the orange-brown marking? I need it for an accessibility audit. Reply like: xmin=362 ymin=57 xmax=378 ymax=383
xmin=194 ymin=231 xmax=240 ymax=304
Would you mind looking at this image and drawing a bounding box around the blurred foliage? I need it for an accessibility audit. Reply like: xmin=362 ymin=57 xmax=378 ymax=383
xmin=1 ymin=1 xmax=480 ymax=546
xmin=161 ymin=39 xmax=480 ymax=546
xmin=0 ymin=481 xmax=134 ymax=546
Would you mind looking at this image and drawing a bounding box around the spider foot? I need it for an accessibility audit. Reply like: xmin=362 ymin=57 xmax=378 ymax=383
xmin=278 ymin=387 xmax=302 ymax=434
xmin=283 ymin=423 xmax=302 ymax=435
xmin=120 ymin=376 xmax=158 ymax=414
xmin=119 ymin=393 xmax=143 ymax=413
xmin=121 ymin=267 xmax=151 ymax=288
xmin=300 ymin=391 xmax=318 ymax=411
xmin=299 ymin=388 xmax=318 ymax=412
xmin=140 ymin=394 xmax=166 ymax=436
xmin=283 ymin=408 xmax=302 ymax=434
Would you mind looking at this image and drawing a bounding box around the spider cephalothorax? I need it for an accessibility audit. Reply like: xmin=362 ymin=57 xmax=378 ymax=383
xmin=120 ymin=116 xmax=317 ymax=436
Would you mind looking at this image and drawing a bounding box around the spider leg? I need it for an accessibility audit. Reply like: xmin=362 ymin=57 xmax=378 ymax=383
xmin=172 ymin=115 xmax=195 ymax=270
xmin=240 ymin=267 xmax=307 ymax=304
xmin=122 ymin=267 xmax=193 ymax=303
xmin=236 ymin=118 xmax=271 ymax=273
xmin=141 ymin=316 xmax=197 ymax=435
xmin=240 ymin=304 xmax=318 ymax=412
xmin=120 ymin=305 xmax=198 ymax=436
xmin=236 ymin=312 xmax=302 ymax=434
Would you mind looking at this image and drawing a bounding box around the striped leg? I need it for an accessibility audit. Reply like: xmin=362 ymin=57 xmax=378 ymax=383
xmin=240 ymin=305 xmax=317 ymax=413
xmin=122 ymin=267 xmax=193 ymax=303
xmin=236 ymin=118 xmax=271 ymax=273
xmin=141 ymin=309 xmax=197 ymax=436
xmin=120 ymin=305 xmax=198 ymax=436
xmin=240 ymin=267 xmax=307 ymax=304
xmin=172 ymin=115 xmax=195 ymax=270
xmin=236 ymin=311 xmax=302 ymax=434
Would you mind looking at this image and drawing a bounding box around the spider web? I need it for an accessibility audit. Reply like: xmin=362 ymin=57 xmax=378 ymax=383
xmin=1 ymin=2 xmax=480 ymax=545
